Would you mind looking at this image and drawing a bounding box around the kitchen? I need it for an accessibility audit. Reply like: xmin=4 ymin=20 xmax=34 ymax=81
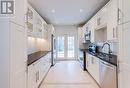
xmin=0 ymin=0 xmax=130 ymax=88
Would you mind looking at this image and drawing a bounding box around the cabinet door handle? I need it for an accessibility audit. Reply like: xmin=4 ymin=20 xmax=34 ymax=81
xmin=116 ymin=26 xmax=118 ymax=38
xmin=36 ymin=71 xmax=39 ymax=83
xmin=97 ymin=18 xmax=101 ymax=26
xmin=24 ymin=14 xmax=28 ymax=23
xmin=117 ymin=8 xmax=119 ymax=22
xmin=36 ymin=72 xmax=37 ymax=82
xmin=117 ymin=61 xmax=120 ymax=73
xmin=118 ymin=8 xmax=122 ymax=23
xmin=38 ymin=71 xmax=39 ymax=81
xmin=87 ymin=60 xmax=89 ymax=66
xmin=113 ymin=28 xmax=115 ymax=38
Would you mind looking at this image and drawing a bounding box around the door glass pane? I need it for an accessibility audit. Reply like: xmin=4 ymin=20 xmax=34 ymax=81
xmin=67 ymin=36 xmax=74 ymax=58
xmin=57 ymin=37 xmax=64 ymax=58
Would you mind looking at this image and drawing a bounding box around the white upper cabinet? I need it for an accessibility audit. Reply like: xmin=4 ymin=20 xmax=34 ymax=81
xmin=27 ymin=4 xmax=35 ymax=36
xmin=79 ymin=26 xmax=87 ymax=43
xmin=47 ymin=24 xmax=55 ymax=35
xmin=34 ymin=12 xmax=43 ymax=38
xmin=89 ymin=18 xmax=96 ymax=42
xmin=107 ymin=0 xmax=118 ymax=41
xmin=95 ymin=6 xmax=107 ymax=30
xmin=118 ymin=0 xmax=130 ymax=24
xmin=27 ymin=4 xmax=49 ymax=39
xmin=78 ymin=27 xmax=84 ymax=45
xmin=10 ymin=0 xmax=27 ymax=26
xmin=43 ymin=23 xmax=48 ymax=39
xmin=82 ymin=0 xmax=120 ymax=42
xmin=82 ymin=5 xmax=108 ymax=42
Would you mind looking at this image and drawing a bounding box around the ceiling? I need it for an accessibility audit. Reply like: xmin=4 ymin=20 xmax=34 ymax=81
xmin=28 ymin=0 xmax=109 ymax=26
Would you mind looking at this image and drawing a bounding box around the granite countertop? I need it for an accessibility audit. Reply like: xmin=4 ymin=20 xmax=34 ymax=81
xmin=79 ymin=48 xmax=117 ymax=66
xmin=28 ymin=51 xmax=51 ymax=66
xmin=79 ymin=49 xmax=89 ymax=52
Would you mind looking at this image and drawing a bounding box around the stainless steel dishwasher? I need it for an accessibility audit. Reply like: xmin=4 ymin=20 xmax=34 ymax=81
xmin=99 ymin=60 xmax=117 ymax=88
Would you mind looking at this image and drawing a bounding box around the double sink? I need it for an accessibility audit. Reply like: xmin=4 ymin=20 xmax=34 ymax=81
xmin=90 ymin=52 xmax=117 ymax=66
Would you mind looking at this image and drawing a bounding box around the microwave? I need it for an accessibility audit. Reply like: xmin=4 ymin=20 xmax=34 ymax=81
xmin=85 ymin=30 xmax=91 ymax=41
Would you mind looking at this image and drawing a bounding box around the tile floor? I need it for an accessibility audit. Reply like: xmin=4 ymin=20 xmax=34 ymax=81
xmin=40 ymin=61 xmax=100 ymax=88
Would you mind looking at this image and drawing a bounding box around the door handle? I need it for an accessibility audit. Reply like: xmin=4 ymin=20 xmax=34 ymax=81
xmin=118 ymin=8 xmax=122 ymax=23
xmin=117 ymin=61 xmax=120 ymax=73
xmin=113 ymin=28 xmax=115 ymax=38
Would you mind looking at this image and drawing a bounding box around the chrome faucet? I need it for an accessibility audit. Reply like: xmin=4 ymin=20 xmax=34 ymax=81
xmin=102 ymin=42 xmax=112 ymax=55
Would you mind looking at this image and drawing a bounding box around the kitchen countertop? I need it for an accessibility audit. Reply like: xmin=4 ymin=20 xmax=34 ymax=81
xmin=80 ymin=49 xmax=117 ymax=66
xmin=28 ymin=51 xmax=51 ymax=66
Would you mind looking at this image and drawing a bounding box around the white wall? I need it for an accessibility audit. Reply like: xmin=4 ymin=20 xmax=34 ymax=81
xmin=54 ymin=25 xmax=78 ymax=59
xmin=55 ymin=25 xmax=78 ymax=36
xmin=28 ymin=37 xmax=37 ymax=54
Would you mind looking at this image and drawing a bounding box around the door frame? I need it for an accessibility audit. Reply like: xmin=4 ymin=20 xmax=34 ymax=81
xmin=56 ymin=34 xmax=76 ymax=61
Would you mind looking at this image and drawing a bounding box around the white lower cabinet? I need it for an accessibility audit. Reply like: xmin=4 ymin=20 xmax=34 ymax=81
xmin=28 ymin=53 xmax=51 ymax=88
xmin=28 ymin=64 xmax=36 ymax=88
xmin=118 ymin=64 xmax=130 ymax=88
xmin=91 ymin=57 xmax=100 ymax=84
xmin=86 ymin=54 xmax=93 ymax=74
xmin=86 ymin=53 xmax=100 ymax=84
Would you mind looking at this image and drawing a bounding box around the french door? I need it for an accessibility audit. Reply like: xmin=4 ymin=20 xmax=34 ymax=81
xmin=56 ymin=35 xmax=75 ymax=60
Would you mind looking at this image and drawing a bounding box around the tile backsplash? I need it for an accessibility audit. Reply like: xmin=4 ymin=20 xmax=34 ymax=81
xmin=28 ymin=37 xmax=38 ymax=54
xmin=96 ymin=41 xmax=119 ymax=55
xmin=27 ymin=37 xmax=49 ymax=55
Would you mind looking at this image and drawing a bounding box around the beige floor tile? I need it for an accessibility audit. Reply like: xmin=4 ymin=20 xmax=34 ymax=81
xmin=40 ymin=61 xmax=99 ymax=88
xmin=42 ymin=84 xmax=94 ymax=88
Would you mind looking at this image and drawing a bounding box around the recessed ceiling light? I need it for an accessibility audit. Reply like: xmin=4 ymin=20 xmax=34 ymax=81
xmin=80 ymin=9 xmax=83 ymax=12
xmin=51 ymin=9 xmax=55 ymax=13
